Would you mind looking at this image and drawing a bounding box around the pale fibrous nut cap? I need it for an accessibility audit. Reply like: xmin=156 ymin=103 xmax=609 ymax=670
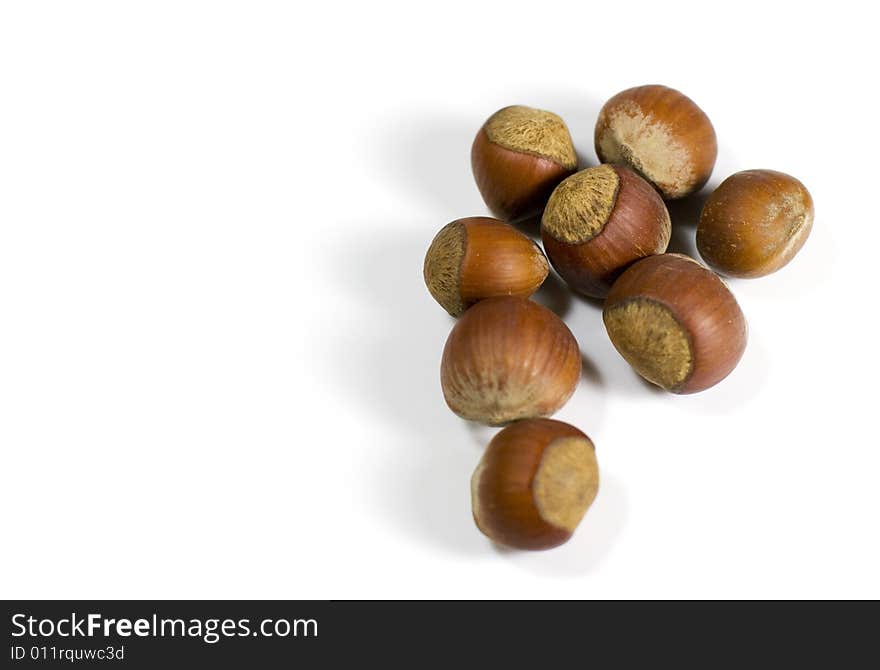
xmin=423 ymin=221 xmax=467 ymax=316
xmin=595 ymin=85 xmax=717 ymax=199
xmin=597 ymin=101 xmax=693 ymax=197
xmin=485 ymin=106 xmax=578 ymax=169
xmin=602 ymin=298 xmax=693 ymax=390
xmin=541 ymin=164 xmax=621 ymax=244
xmin=530 ymin=436 xmax=599 ymax=532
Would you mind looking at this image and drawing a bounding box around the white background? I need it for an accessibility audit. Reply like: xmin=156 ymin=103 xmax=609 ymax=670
xmin=1 ymin=1 xmax=877 ymax=599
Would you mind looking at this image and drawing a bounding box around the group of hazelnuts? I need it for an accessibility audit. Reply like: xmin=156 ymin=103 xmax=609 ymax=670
xmin=423 ymin=84 xmax=814 ymax=551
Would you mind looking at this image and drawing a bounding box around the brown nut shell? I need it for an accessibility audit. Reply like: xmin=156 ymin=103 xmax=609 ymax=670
xmin=472 ymin=106 xmax=577 ymax=221
xmin=595 ymin=85 xmax=717 ymax=199
xmin=697 ymin=169 xmax=814 ymax=278
xmin=471 ymin=418 xmax=599 ymax=550
xmin=441 ymin=297 xmax=580 ymax=425
xmin=603 ymin=253 xmax=747 ymax=394
xmin=541 ymin=165 xmax=671 ymax=298
xmin=423 ymin=217 xmax=550 ymax=316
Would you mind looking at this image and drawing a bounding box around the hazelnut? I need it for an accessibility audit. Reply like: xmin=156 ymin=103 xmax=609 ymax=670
xmin=594 ymin=85 xmax=717 ymax=199
xmin=697 ymin=169 xmax=814 ymax=278
xmin=441 ymin=297 xmax=580 ymax=425
xmin=472 ymin=105 xmax=577 ymax=221
xmin=471 ymin=418 xmax=599 ymax=550
xmin=424 ymin=217 xmax=550 ymax=316
xmin=541 ymin=164 xmax=671 ymax=298
xmin=603 ymin=253 xmax=747 ymax=394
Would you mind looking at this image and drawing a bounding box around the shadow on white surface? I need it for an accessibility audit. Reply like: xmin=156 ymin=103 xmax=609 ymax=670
xmin=464 ymin=421 xmax=497 ymax=450
xmin=372 ymin=111 xmax=479 ymax=214
xmin=371 ymin=436 xmax=489 ymax=556
xmin=324 ymin=224 xmax=491 ymax=554
xmin=679 ymin=323 xmax=771 ymax=413
xmin=666 ymin=186 xmax=713 ymax=259
xmin=490 ymin=472 xmax=628 ymax=577
xmin=327 ymin=228 xmax=451 ymax=431
xmin=531 ymin=270 xmax=574 ymax=319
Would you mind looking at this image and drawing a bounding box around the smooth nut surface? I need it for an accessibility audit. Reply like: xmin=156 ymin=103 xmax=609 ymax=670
xmin=424 ymin=217 xmax=549 ymax=316
xmin=697 ymin=169 xmax=814 ymax=278
xmin=595 ymin=84 xmax=717 ymax=199
xmin=472 ymin=106 xmax=577 ymax=221
xmin=440 ymin=297 xmax=580 ymax=425
xmin=541 ymin=164 xmax=671 ymax=298
xmin=603 ymin=253 xmax=747 ymax=394
xmin=471 ymin=418 xmax=599 ymax=550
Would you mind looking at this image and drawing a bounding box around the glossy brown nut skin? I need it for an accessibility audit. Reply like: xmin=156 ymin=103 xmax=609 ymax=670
xmin=697 ymin=170 xmax=814 ymax=278
xmin=595 ymin=85 xmax=717 ymax=199
xmin=604 ymin=254 xmax=747 ymax=394
xmin=541 ymin=165 xmax=671 ymax=298
xmin=471 ymin=106 xmax=577 ymax=221
xmin=471 ymin=419 xmax=598 ymax=550
xmin=423 ymin=217 xmax=549 ymax=316
xmin=472 ymin=131 xmax=573 ymax=221
xmin=440 ymin=297 xmax=580 ymax=425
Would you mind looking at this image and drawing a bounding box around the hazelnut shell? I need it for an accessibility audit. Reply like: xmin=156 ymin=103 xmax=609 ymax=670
xmin=471 ymin=418 xmax=599 ymax=550
xmin=441 ymin=297 xmax=580 ymax=425
xmin=541 ymin=164 xmax=671 ymax=298
xmin=472 ymin=106 xmax=577 ymax=221
xmin=595 ymin=84 xmax=717 ymax=199
xmin=697 ymin=169 xmax=814 ymax=278
xmin=603 ymin=253 xmax=747 ymax=394
xmin=424 ymin=217 xmax=549 ymax=316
